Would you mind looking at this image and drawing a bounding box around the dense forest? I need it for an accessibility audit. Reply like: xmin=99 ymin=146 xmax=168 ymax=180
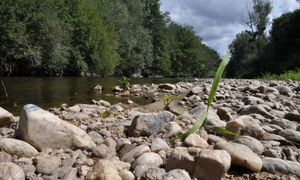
xmin=1 ymin=0 xmax=299 ymax=78
xmin=0 ymin=0 xmax=220 ymax=77
xmin=227 ymin=0 xmax=300 ymax=78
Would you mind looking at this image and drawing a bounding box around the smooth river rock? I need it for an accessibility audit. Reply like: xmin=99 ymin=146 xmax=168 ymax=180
xmin=193 ymin=149 xmax=231 ymax=180
xmin=262 ymin=157 xmax=300 ymax=177
xmin=163 ymin=169 xmax=191 ymax=180
xmin=133 ymin=152 xmax=163 ymax=168
xmin=16 ymin=104 xmax=96 ymax=150
xmin=128 ymin=111 xmax=174 ymax=137
xmin=234 ymin=136 xmax=264 ymax=155
xmin=184 ymin=133 xmax=209 ymax=148
xmin=278 ymin=129 xmax=300 ymax=143
xmin=0 ymin=162 xmax=25 ymax=180
xmin=86 ymin=160 xmax=122 ymax=180
xmin=0 ymin=138 xmax=38 ymax=158
xmin=215 ymin=141 xmax=262 ymax=172
xmin=0 ymin=107 xmax=15 ymax=127
xmin=122 ymin=145 xmax=150 ymax=163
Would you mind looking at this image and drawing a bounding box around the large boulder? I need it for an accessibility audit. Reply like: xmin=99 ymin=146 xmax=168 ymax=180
xmin=15 ymin=104 xmax=96 ymax=150
xmin=0 ymin=138 xmax=38 ymax=158
xmin=128 ymin=111 xmax=174 ymax=137
xmin=0 ymin=107 xmax=15 ymax=127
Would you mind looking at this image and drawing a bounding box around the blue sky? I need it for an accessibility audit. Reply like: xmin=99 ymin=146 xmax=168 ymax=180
xmin=161 ymin=0 xmax=299 ymax=55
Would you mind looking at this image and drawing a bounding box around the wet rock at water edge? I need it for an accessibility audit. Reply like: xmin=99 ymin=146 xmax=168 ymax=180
xmin=0 ymin=107 xmax=15 ymax=127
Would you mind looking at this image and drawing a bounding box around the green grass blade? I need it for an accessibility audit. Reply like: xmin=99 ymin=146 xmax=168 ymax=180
xmin=212 ymin=127 xmax=239 ymax=136
xmin=179 ymin=111 xmax=208 ymax=140
xmin=207 ymin=52 xmax=231 ymax=111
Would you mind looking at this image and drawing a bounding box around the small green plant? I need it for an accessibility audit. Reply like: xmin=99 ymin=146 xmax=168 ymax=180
xmin=178 ymin=52 xmax=232 ymax=140
xmin=262 ymin=68 xmax=300 ymax=81
xmin=163 ymin=94 xmax=174 ymax=110
xmin=119 ymin=76 xmax=131 ymax=90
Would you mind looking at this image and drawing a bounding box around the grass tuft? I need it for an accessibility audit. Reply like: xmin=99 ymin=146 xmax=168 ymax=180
xmin=262 ymin=69 xmax=300 ymax=81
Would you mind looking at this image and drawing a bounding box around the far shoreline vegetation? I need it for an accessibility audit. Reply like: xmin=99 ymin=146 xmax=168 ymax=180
xmin=0 ymin=0 xmax=299 ymax=80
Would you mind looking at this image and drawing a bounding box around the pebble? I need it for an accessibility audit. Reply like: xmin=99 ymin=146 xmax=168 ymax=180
xmin=184 ymin=133 xmax=209 ymax=148
xmin=122 ymin=145 xmax=150 ymax=163
xmin=0 ymin=162 xmax=25 ymax=180
xmin=151 ymin=138 xmax=170 ymax=152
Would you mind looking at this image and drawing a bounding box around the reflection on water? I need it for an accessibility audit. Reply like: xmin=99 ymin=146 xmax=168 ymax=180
xmin=0 ymin=77 xmax=188 ymax=115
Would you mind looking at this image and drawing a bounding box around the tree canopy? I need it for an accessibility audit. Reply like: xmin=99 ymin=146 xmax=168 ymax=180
xmin=227 ymin=0 xmax=300 ymax=78
xmin=0 ymin=0 xmax=220 ymax=77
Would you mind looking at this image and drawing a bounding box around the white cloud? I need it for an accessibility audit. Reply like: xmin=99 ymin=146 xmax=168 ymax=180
xmin=161 ymin=0 xmax=299 ymax=55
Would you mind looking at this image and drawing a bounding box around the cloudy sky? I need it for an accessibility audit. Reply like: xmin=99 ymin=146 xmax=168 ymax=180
xmin=160 ymin=0 xmax=299 ymax=55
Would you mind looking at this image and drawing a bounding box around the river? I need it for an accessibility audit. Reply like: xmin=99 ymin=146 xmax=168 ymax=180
xmin=0 ymin=77 xmax=189 ymax=115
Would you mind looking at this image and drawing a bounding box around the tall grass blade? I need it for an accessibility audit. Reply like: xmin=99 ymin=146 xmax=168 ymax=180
xmin=179 ymin=52 xmax=230 ymax=140
xmin=179 ymin=111 xmax=208 ymax=140
xmin=207 ymin=52 xmax=230 ymax=111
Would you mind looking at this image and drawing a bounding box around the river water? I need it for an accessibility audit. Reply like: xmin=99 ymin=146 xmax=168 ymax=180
xmin=0 ymin=77 xmax=188 ymax=115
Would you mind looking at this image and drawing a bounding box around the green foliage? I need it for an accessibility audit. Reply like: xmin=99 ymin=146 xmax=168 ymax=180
xmin=227 ymin=2 xmax=300 ymax=78
xmin=227 ymin=0 xmax=272 ymax=78
xmin=207 ymin=53 xmax=230 ymax=110
xmin=163 ymin=94 xmax=174 ymax=110
xmin=0 ymin=0 xmax=220 ymax=77
xmin=262 ymin=9 xmax=300 ymax=74
xmin=167 ymin=23 xmax=220 ymax=77
xmin=262 ymin=69 xmax=300 ymax=81
xmin=179 ymin=53 xmax=230 ymax=140
xmin=119 ymin=76 xmax=131 ymax=90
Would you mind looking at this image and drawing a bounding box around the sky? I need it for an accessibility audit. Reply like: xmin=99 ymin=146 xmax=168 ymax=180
xmin=160 ymin=0 xmax=299 ymax=55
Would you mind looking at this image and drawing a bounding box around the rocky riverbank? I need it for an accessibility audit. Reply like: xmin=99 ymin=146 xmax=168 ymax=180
xmin=0 ymin=79 xmax=300 ymax=180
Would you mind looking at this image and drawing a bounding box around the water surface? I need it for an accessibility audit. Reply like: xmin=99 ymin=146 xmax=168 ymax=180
xmin=0 ymin=77 xmax=187 ymax=115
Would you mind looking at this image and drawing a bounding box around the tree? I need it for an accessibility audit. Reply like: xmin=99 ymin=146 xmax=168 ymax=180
xmin=106 ymin=0 xmax=152 ymax=77
xmin=167 ymin=23 xmax=219 ymax=77
xmin=227 ymin=0 xmax=272 ymax=78
xmin=262 ymin=9 xmax=300 ymax=74
xmin=143 ymin=0 xmax=171 ymax=76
